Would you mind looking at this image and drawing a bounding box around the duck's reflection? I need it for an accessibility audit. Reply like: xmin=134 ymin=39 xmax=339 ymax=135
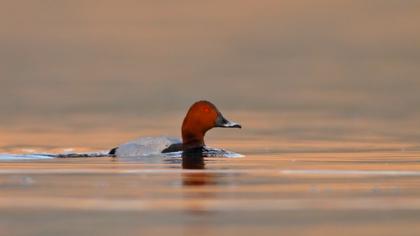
xmin=181 ymin=151 xmax=217 ymax=214
xmin=182 ymin=155 xmax=211 ymax=186
xmin=182 ymin=155 xmax=205 ymax=170
xmin=182 ymin=150 xmax=212 ymax=187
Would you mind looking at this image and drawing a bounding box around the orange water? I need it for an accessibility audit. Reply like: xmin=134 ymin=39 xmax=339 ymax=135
xmin=0 ymin=111 xmax=420 ymax=235
xmin=1 ymin=1 xmax=419 ymax=235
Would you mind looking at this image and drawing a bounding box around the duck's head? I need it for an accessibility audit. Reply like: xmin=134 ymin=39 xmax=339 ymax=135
xmin=182 ymin=100 xmax=241 ymax=150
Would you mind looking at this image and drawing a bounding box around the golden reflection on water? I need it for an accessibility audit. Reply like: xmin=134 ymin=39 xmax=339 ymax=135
xmin=0 ymin=111 xmax=420 ymax=235
xmin=1 ymin=152 xmax=420 ymax=235
xmin=0 ymin=0 xmax=419 ymax=234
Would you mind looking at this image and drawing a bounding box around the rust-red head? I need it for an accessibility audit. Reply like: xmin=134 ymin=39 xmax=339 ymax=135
xmin=181 ymin=101 xmax=241 ymax=150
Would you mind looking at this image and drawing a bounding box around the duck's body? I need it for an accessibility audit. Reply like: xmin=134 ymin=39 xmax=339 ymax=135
xmin=111 ymin=101 xmax=242 ymax=158
xmin=110 ymin=136 xmax=181 ymax=157
xmin=110 ymin=136 xmax=242 ymax=158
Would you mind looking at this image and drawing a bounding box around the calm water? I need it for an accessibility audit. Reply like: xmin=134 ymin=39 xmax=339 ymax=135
xmin=1 ymin=111 xmax=420 ymax=236
xmin=1 ymin=1 xmax=419 ymax=235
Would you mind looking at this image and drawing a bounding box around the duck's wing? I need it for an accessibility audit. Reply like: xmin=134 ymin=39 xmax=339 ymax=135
xmin=113 ymin=136 xmax=181 ymax=157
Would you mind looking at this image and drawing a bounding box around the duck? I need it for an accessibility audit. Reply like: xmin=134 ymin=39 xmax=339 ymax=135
xmin=109 ymin=100 xmax=242 ymax=158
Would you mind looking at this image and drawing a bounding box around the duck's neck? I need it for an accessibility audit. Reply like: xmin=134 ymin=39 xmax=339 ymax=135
xmin=182 ymin=128 xmax=205 ymax=150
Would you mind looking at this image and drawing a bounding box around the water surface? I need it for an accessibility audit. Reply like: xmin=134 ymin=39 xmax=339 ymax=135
xmin=1 ymin=1 xmax=419 ymax=235
xmin=1 ymin=111 xmax=420 ymax=236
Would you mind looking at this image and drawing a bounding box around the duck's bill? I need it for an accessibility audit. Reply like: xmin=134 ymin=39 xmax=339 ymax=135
xmin=216 ymin=115 xmax=242 ymax=128
xmin=221 ymin=120 xmax=242 ymax=128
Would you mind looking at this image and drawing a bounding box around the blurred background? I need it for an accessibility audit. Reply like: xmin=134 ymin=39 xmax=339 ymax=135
xmin=2 ymin=3 xmax=420 ymax=235
xmin=0 ymin=0 xmax=419 ymax=151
